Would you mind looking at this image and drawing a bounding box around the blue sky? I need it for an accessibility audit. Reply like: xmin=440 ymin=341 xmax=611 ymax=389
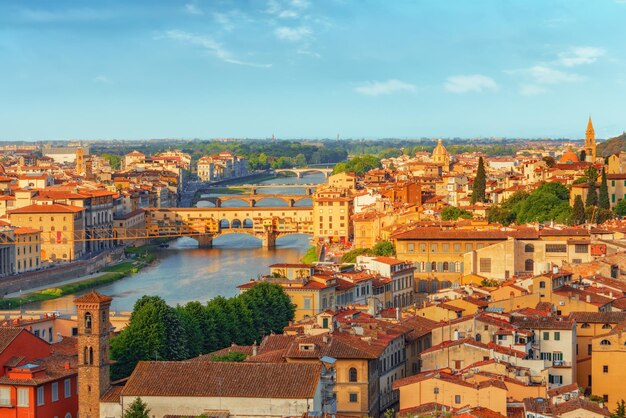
xmin=1 ymin=0 xmax=625 ymax=140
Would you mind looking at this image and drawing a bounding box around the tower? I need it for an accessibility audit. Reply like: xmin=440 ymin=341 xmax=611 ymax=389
xmin=76 ymin=148 xmax=86 ymax=175
xmin=75 ymin=291 xmax=113 ymax=418
xmin=584 ymin=116 xmax=596 ymax=162
xmin=432 ymin=139 xmax=451 ymax=171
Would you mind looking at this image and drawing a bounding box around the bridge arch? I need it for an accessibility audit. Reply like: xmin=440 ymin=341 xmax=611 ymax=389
xmin=231 ymin=219 xmax=242 ymax=229
xmin=219 ymin=219 xmax=230 ymax=229
xmin=243 ymin=218 xmax=253 ymax=228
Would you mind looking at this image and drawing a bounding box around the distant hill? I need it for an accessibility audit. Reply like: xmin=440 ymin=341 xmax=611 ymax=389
xmin=597 ymin=132 xmax=626 ymax=157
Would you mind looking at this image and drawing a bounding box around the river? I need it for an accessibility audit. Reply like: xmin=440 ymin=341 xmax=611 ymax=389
xmin=27 ymin=173 xmax=325 ymax=313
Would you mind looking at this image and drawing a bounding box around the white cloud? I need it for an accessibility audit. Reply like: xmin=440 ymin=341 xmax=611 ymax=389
xmin=526 ymin=65 xmax=582 ymax=84
xmin=354 ymin=79 xmax=416 ymax=96
xmin=558 ymin=47 xmax=605 ymax=67
xmin=519 ymin=84 xmax=547 ymax=96
xmin=444 ymin=74 xmax=498 ymax=93
xmin=274 ymin=26 xmax=311 ymax=41
xmin=93 ymin=75 xmax=113 ymax=84
xmin=162 ymin=30 xmax=271 ymax=68
xmin=184 ymin=3 xmax=203 ymax=15
xmin=267 ymin=0 xmax=309 ymax=18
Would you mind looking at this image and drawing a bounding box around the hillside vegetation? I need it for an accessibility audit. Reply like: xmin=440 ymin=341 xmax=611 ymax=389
xmin=597 ymin=132 xmax=626 ymax=156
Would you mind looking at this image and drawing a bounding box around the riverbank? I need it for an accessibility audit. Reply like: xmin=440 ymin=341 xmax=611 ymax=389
xmin=0 ymin=245 xmax=157 ymax=310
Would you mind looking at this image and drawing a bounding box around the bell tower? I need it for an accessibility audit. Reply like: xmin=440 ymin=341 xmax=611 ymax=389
xmin=584 ymin=116 xmax=596 ymax=162
xmin=75 ymin=291 xmax=113 ymax=418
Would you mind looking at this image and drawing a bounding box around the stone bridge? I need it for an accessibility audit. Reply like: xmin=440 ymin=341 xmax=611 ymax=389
xmin=273 ymin=168 xmax=333 ymax=178
xmin=202 ymin=194 xmax=313 ymax=207
xmin=145 ymin=206 xmax=313 ymax=248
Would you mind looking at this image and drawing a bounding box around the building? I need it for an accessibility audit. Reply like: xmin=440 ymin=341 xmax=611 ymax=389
xmin=313 ymin=188 xmax=354 ymax=243
xmin=0 ymin=226 xmax=16 ymax=277
xmin=584 ymin=117 xmax=597 ymax=162
xmin=590 ymin=323 xmax=626 ymax=410
xmin=9 ymin=203 xmax=86 ymax=262
xmin=43 ymin=146 xmax=89 ymax=164
xmin=431 ymin=139 xmax=451 ymax=171
xmin=197 ymin=152 xmax=248 ymax=181
xmin=122 ymin=151 xmax=146 ymax=169
xmin=357 ymin=256 xmax=415 ymax=308
xmin=0 ymin=327 xmax=78 ymax=418
xmin=13 ymin=226 xmax=41 ymax=273
xmin=75 ymin=291 xmax=112 ymax=418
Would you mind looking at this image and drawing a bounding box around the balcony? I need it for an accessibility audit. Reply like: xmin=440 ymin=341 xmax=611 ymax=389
xmin=552 ymin=360 xmax=572 ymax=368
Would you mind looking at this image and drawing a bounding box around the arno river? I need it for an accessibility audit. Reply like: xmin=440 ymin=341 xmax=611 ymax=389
xmin=28 ymin=173 xmax=325 ymax=313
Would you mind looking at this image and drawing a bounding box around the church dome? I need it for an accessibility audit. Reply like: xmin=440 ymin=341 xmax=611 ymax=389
xmin=559 ymin=150 xmax=580 ymax=164
xmin=432 ymin=139 xmax=448 ymax=156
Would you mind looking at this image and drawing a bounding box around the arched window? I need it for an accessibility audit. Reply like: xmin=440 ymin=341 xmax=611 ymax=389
xmin=83 ymin=347 xmax=89 ymax=365
xmin=443 ymin=262 xmax=449 ymax=272
xmin=539 ymin=281 xmax=546 ymax=289
xmin=65 ymin=413 xmax=72 ymax=418
xmin=581 ymin=323 xmax=590 ymax=329
xmin=349 ymin=367 xmax=358 ymax=382
xmin=431 ymin=261 xmax=437 ymax=272
xmin=84 ymin=312 xmax=92 ymax=330
xmin=89 ymin=347 xmax=94 ymax=364
xmin=602 ymin=324 xmax=612 ymax=329
xmin=525 ymin=244 xmax=534 ymax=253
xmin=600 ymin=339 xmax=611 ymax=346
xmin=525 ymin=259 xmax=534 ymax=272
xmin=475 ymin=333 xmax=482 ymax=342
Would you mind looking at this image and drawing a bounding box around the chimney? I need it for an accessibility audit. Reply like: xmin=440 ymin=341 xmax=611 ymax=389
xmin=252 ymin=341 xmax=258 ymax=356
xmin=586 ymin=295 xmax=591 ymax=303
xmin=322 ymin=335 xmax=329 ymax=344
xmin=396 ymin=307 xmax=401 ymax=320
xmin=64 ymin=362 xmax=71 ymax=370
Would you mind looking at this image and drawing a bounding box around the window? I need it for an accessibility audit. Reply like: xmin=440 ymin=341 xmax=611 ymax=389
xmin=454 ymin=244 xmax=461 ymax=252
xmin=600 ymin=339 xmax=611 ymax=345
xmin=17 ymin=388 xmax=29 ymax=407
xmin=442 ymin=244 xmax=449 ymax=253
xmin=549 ymin=375 xmax=563 ymax=385
xmin=84 ymin=312 xmax=92 ymax=331
xmin=65 ymin=414 xmax=72 ymax=418
xmin=65 ymin=379 xmax=71 ymax=398
xmin=602 ymin=323 xmax=612 ymax=329
xmin=525 ymin=244 xmax=535 ymax=253
xmin=0 ymin=387 xmax=10 ymax=406
xmin=37 ymin=386 xmax=44 ymax=406
xmin=465 ymin=243 xmax=473 ymax=252
xmin=581 ymin=323 xmax=590 ymax=329
xmin=554 ymin=332 xmax=560 ymax=341
xmin=303 ymin=298 xmax=312 ymax=310
xmin=575 ymin=244 xmax=588 ymax=254
xmin=455 ymin=395 xmax=461 ymax=404
xmin=539 ymin=281 xmax=546 ymax=289
xmin=543 ymin=332 xmax=550 ymax=341
xmin=546 ymin=244 xmax=567 ymax=253
xmin=52 ymin=382 xmax=58 ymax=402
xmin=604 ymin=395 xmax=609 ymax=403
xmin=349 ymin=367 xmax=358 ymax=382
xmin=407 ymin=243 xmax=414 ymax=253
xmin=349 ymin=393 xmax=358 ymax=403
xmin=431 ymin=244 xmax=438 ymax=252
xmin=603 ymin=365 xmax=609 ymax=373
xmin=525 ymin=259 xmax=534 ymax=272
xmin=419 ymin=244 xmax=427 ymax=253
xmin=479 ymin=258 xmax=491 ymax=273
xmin=588 ymin=344 xmax=592 ymax=355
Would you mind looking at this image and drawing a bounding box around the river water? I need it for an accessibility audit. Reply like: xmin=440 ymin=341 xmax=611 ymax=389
xmin=28 ymin=173 xmax=325 ymax=313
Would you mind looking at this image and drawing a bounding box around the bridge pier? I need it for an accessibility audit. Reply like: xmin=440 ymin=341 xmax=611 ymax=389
xmin=306 ymin=187 xmax=312 ymax=195
xmin=196 ymin=234 xmax=213 ymax=248
xmin=260 ymin=231 xmax=277 ymax=248
xmin=289 ymin=199 xmax=295 ymax=207
xmin=249 ymin=199 xmax=256 ymax=207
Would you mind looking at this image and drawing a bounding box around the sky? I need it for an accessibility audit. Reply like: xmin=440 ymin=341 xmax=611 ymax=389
xmin=1 ymin=0 xmax=626 ymax=141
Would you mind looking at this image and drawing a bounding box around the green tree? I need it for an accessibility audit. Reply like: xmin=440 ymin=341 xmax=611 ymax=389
xmin=615 ymin=198 xmax=626 ymax=217
xmin=371 ymin=241 xmax=396 ymax=256
xmin=441 ymin=206 xmax=473 ymax=221
xmin=175 ymin=304 xmax=203 ymax=357
xmin=471 ymin=157 xmax=486 ymax=204
xmin=332 ymin=155 xmax=381 ymax=176
xmin=586 ymin=181 xmax=598 ymax=207
xmin=101 ymin=153 xmax=122 ymax=170
xmin=599 ymin=168 xmax=610 ymax=210
xmin=579 ymin=149 xmax=587 ymax=162
xmin=487 ymin=206 xmax=515 ymax=226
xmin=124 ymin=397 xmax=150 ymax=418
xmin=341 ymin=247 xmax=370 ymax=263
xmin=613 ymin=399 xmax=626 ymax=418
xmin=211 ymin=351 xmax=247 ymax=362
xmin=239 ymin=282 xmax=295 ymax=338
xmin=572 ymin=195 xmax=586 ymax=225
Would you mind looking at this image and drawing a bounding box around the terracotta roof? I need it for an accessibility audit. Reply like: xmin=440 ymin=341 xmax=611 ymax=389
xmin=9 ymin=203 xmax=85 ymax=214
xmin=511 ymin=316 xmax=574 ymax=330
xmin=391 ymin=226 xmax=539 ymax=241
xmin=122 ymin=361 xmax=322 ymax=399
xmin=74 ymin=290 xmax=113 ymax=304
xmin=0 ymin=328 xmax=23 ymax=354
xmin=568 ymin=311 xmax=626 ymax=324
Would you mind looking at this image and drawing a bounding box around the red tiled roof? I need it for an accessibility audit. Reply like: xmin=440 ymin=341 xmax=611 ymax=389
xmin=74 ymin=290 xmax=113 ymax=304
xmin=9 ymin=203 xmax=85 ymax=214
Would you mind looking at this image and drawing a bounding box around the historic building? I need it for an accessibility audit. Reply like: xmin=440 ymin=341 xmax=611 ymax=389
xmin=584 ymin=116 xmax=597 ymax=162
xmin=431 ymin=139 xmax=451 ymax=171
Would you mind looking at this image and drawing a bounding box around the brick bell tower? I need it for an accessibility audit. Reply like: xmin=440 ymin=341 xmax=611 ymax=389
xmin=75 ymin=290 xmax=113 ymax=418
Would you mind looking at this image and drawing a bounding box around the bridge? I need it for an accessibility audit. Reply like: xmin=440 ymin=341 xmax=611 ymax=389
xmin=200 ymin=193 xmax=313 ymax=208
xmin=205 ymin=184 xmax=319 ymax=195
xmin=273 ymin=168 xmax=334 ymax=178
xmin=143 ymin=206 xmax=313 ymax=248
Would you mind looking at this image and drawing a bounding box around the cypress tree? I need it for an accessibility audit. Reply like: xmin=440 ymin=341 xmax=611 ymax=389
xmin=599 ymin=168 xmax=610 ymax=210
xmin=471 ymin=157 xmax=486 ymax=204
xmin=586 ymin=179 xmax=598 ymax=207
xmin=572 ymin=195 xmax=586 ymax=225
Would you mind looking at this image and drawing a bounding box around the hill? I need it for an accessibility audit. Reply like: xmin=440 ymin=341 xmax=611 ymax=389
xmin=597 ymin=132 xmax=626 ymax=157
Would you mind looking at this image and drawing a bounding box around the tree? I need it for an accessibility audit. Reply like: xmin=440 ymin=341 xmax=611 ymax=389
xmin=487 ymin=206 xmax=515 ymax=226
xmin=579 ymin=149 xmax=586 ymax=162
xmin=239 ymin=282 xmax=295 ymax=338
xmin=124 ymin=397 xmax=150 ymax=418
xmin=371 ymin=241 xmax=395 ymax=256
xmin=599 ymin=168 xmax=610 ymax=210
xmin=572 ymin=195 xmax=586 ymax=225
xmin=613 ymin=399 xmax=626 ymax=418
xmin=471 ymin=157 xmax=486 ymax=204
xmin=341 ymin=247 xmax=370 ymax=263
xmin=586 ymin=181 xmax=598 ymax=207
xmin=615 ymin=198 xmax=626 ymax=217
xmin=542 ymin=156 xmax=556 ymax=168
xmin=441 ymin=206 xmax=473 ymax=221
xmin=212 ymin=351 xmax=247 ymax=362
